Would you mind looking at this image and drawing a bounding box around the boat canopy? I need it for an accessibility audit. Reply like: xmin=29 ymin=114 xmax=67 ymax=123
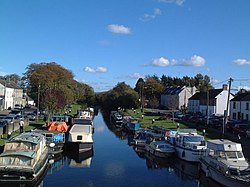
xmin=207 ymin=139 xmax=242 ymax=151
xmin=48 ymin=121 xmax=68 ymax=132
xmin=0 ymin=150 xmax=36 ymax=159
xmin=7 ymin=132 xmax=44 ymax=145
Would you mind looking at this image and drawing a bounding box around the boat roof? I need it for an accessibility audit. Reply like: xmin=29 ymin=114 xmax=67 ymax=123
xmin=7 ymin=132 xmax=44 ymax=145
xmin=0 ymin=150 xmax=36 ymax=159
xmin=207 ymin=139 xmax=242 ymax=151
xmin=177 ymin=129 xmax=197 ymax=134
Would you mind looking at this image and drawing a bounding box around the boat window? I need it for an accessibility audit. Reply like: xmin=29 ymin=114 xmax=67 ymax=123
xmin=218 ymin=151 xmax=226 ymax=159
xmin=208 ymin=149 xmax=214 ymax=156
xmin=226 ymin=151 xmax=237 ymax=159
xmin=183 ymin=136 xmax=204 ymax=142
xmin=0 ymin=156 xmax=32 ymax=166
xmin=237 ymin=152 xmax=244 ymax=159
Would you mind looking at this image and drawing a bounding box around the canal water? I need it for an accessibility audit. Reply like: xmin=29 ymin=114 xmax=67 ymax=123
xmin=41 ymin=112 xmax=220 ymax=187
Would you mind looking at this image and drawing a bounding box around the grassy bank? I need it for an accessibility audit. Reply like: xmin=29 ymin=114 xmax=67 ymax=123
xmin=125 ymin=108 xmax=228 ymax=140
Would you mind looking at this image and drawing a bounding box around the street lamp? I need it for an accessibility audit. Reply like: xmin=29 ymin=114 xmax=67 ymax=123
xmin=36 ymin=84 xmax=40 ymax=122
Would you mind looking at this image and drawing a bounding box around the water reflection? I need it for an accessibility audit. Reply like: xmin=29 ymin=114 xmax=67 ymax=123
xmin=47 ymin=153 xmax=65 ymax=175
xmin=66 ymin=147 xmax=94 ymax=168
xmin=173 ymin=158 xmax=200 ymax=180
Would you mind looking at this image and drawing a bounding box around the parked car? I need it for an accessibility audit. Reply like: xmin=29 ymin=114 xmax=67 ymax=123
xmin=3 ymin=114 xmax=21 ymax=124
xmin=232 ymin=123 xmax=250 ymax=136
xmin=14 ymin=104 xmax=23 ymax=110
xmin=26 ymin=113 xmax=36 ymax=121
xmin=174 ymin=111 xmax=184 ymax=119
xmin=9 ymin=109 xmax=22 ymax=116
xmin=227 ymin=120 xmax=249 ymax=133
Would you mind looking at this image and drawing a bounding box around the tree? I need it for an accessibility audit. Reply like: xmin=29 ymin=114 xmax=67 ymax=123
xmin=22 ymin=62 xmax=95 ymax=114
xmin=99 ymin=82 xmax=139 ymax=111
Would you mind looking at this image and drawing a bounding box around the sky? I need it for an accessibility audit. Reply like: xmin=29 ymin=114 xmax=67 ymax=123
xmin=0 ymin=0 xmax=250 ymax=92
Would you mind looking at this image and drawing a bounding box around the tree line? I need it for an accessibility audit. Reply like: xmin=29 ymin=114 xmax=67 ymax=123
xmin=1 ymin=62 xmax=215 ymax=113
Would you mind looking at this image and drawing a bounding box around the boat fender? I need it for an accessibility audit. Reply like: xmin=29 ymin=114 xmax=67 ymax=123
xmin=182 ymin=151 xmax=185 ymax=157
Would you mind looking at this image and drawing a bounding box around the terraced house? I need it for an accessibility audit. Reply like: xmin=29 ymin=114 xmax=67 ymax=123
xmin=0 ymin=79 xmax=26 ymax=110
xmin=230 ymin=92 xmax=250 ymax=122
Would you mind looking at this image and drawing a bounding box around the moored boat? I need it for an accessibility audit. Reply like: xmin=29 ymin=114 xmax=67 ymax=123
xmin=122 ymin=116 xmax=140 ymax=132
xmin=145 ymin=140 xmax=175 ymax=158
xmin=199 ymin=139 xmax=250 ymax=187
xmin=67 ymin=117 xmax=94 ymax=153
xmin=0 ymin=132 xmax=49 ymax=183
xmin=110 ymin=111 xmax=123 ymax=127
xmin=167 ymin=129 xmax=206 ymax=162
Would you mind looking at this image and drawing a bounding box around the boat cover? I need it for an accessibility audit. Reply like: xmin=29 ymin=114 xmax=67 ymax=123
xmin=207 ymin=139 xmax=242 ymax=151
xmin=48 ymin=121 xmax=68 ymax=132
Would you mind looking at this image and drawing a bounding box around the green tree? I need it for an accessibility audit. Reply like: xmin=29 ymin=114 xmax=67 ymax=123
xmin=22 ymin=62 xmax=93 ymax=114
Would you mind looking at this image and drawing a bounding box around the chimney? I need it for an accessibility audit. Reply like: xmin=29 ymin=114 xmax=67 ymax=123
xmin=222 ymin=84 xmax=228 ymax=90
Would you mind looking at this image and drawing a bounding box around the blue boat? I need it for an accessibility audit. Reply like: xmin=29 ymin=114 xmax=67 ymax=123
xmin=122 ymin=116 xmax=140 ymax=132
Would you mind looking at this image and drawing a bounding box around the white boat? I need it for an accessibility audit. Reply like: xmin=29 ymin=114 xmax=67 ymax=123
xmin=110 ymin=111 xmax=123 ymax=127
xmin=0 ymin=132 xmax=49 ymax=183
xmin=67 ymin=118 xmax=94 ymax=152
xmin=145 ymin=140 xmax=175 ymax=158
xmin=199 ymin=139 xmax=250 ymax=187
xmin=167 ymin=129 xmax=206 ymax=162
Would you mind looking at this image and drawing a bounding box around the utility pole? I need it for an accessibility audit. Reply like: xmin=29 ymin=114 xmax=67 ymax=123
xmin=36 ymin=84 xmax=41 ymax=122
xmin=206 ymin=85 xmax=209 ymax=127
xmin=223 ymin=78 xmax=233 ymax=136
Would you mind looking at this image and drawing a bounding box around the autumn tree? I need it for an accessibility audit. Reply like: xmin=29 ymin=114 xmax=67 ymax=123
xmin=23 ymin=62 xmax=94 ymax=114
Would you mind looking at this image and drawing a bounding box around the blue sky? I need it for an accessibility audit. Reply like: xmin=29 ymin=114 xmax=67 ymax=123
xmin=0 ymin=0 xmax=250 ymax=92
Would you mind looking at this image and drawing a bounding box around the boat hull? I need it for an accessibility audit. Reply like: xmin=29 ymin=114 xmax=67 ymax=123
xmin=200 ymin=158 xmax=250 ymax=187
xmin=175 ymin=146 xmax=203 ymax=162
xmin=0 ymin=148 xmax=49 ymax=183
xmin=145 ymin=145 xmax=174 ymax=158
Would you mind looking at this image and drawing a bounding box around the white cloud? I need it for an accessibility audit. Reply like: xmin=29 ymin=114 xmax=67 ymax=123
xmin=152 ymin=57 xmax=170 ymax=67
xmin=158 ymin=0 xmax=185 ymax=6
xmin=145 ymin=55 xmax=205 ymax=67
xmin=141 ymin=8 xmax=162 ymax=21
xmin=128 ymin=73 xmax=145 ymax=79
xmin=107 ymin=24 xmax=131 ymax=34
xmin=83 ymin=66 xmax=108 ymax=73
xmin=180 ymin=55 xmax=206 ymax=67
xmin=233 ymin=58 xmax=250 ymax=65
xmin=149 ymin=57 xmax=177 ymax=67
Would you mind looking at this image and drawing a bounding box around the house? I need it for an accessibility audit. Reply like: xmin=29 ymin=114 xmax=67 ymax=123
xmin=160 ymin=86 xmax=197 ymax=110
xmin=188 ymin=84 xmax=234 ymax=116
xmin=230 ymin=92 xmax=250 ymax=121
xmin=0 ymin=79 xmax=26 ymax=110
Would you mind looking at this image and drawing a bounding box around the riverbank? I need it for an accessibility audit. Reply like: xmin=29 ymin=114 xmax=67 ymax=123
xmin=126 ymin=108 xmax=250 ymax=159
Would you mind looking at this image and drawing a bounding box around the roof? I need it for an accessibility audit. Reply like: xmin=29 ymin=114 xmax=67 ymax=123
xmin=0 ymin=79 xmax=21 ymax=89
xmin=189 ymin=89 xmax=224 ymax=100
xmin=231 ymin=93 xmax=250 ymax=101
xmin=207 ymin=139 xmax=242 ymax=151
xmin=0 ymin=150 xmax=36 ymax=159
xmin=7 ymin=132 xmax=44 ymax=144
xmin=162 ymin=86 xmax=184 ymax=95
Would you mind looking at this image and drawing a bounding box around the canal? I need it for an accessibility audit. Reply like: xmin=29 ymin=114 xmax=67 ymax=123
xmin=41 ymin=112 xmax=220 ymax=187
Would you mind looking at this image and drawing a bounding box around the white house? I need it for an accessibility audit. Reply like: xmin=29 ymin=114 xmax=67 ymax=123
xmin=188 ymin=84 xmax=234 ymax=116
xmin=0 ymin=79 xmax=27 ymax=110
xmin=161 ymin=86 xmax=197 ymax=110
xmin=230 ymin=92 xmax=250 ymax=121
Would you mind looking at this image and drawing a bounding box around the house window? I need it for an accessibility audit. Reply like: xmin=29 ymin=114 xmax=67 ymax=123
xmin=246 ymin=114 xmax=249 ymax=121
xmin=238 ymin=112 xmax=241 ymax=120
xmin=246 ymin=103 xmax=249 ymax=110
xmin=233 ymin=102 xmax=236 ymax=109
xmin=233 ymin=113 xmax=236 ymax=120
